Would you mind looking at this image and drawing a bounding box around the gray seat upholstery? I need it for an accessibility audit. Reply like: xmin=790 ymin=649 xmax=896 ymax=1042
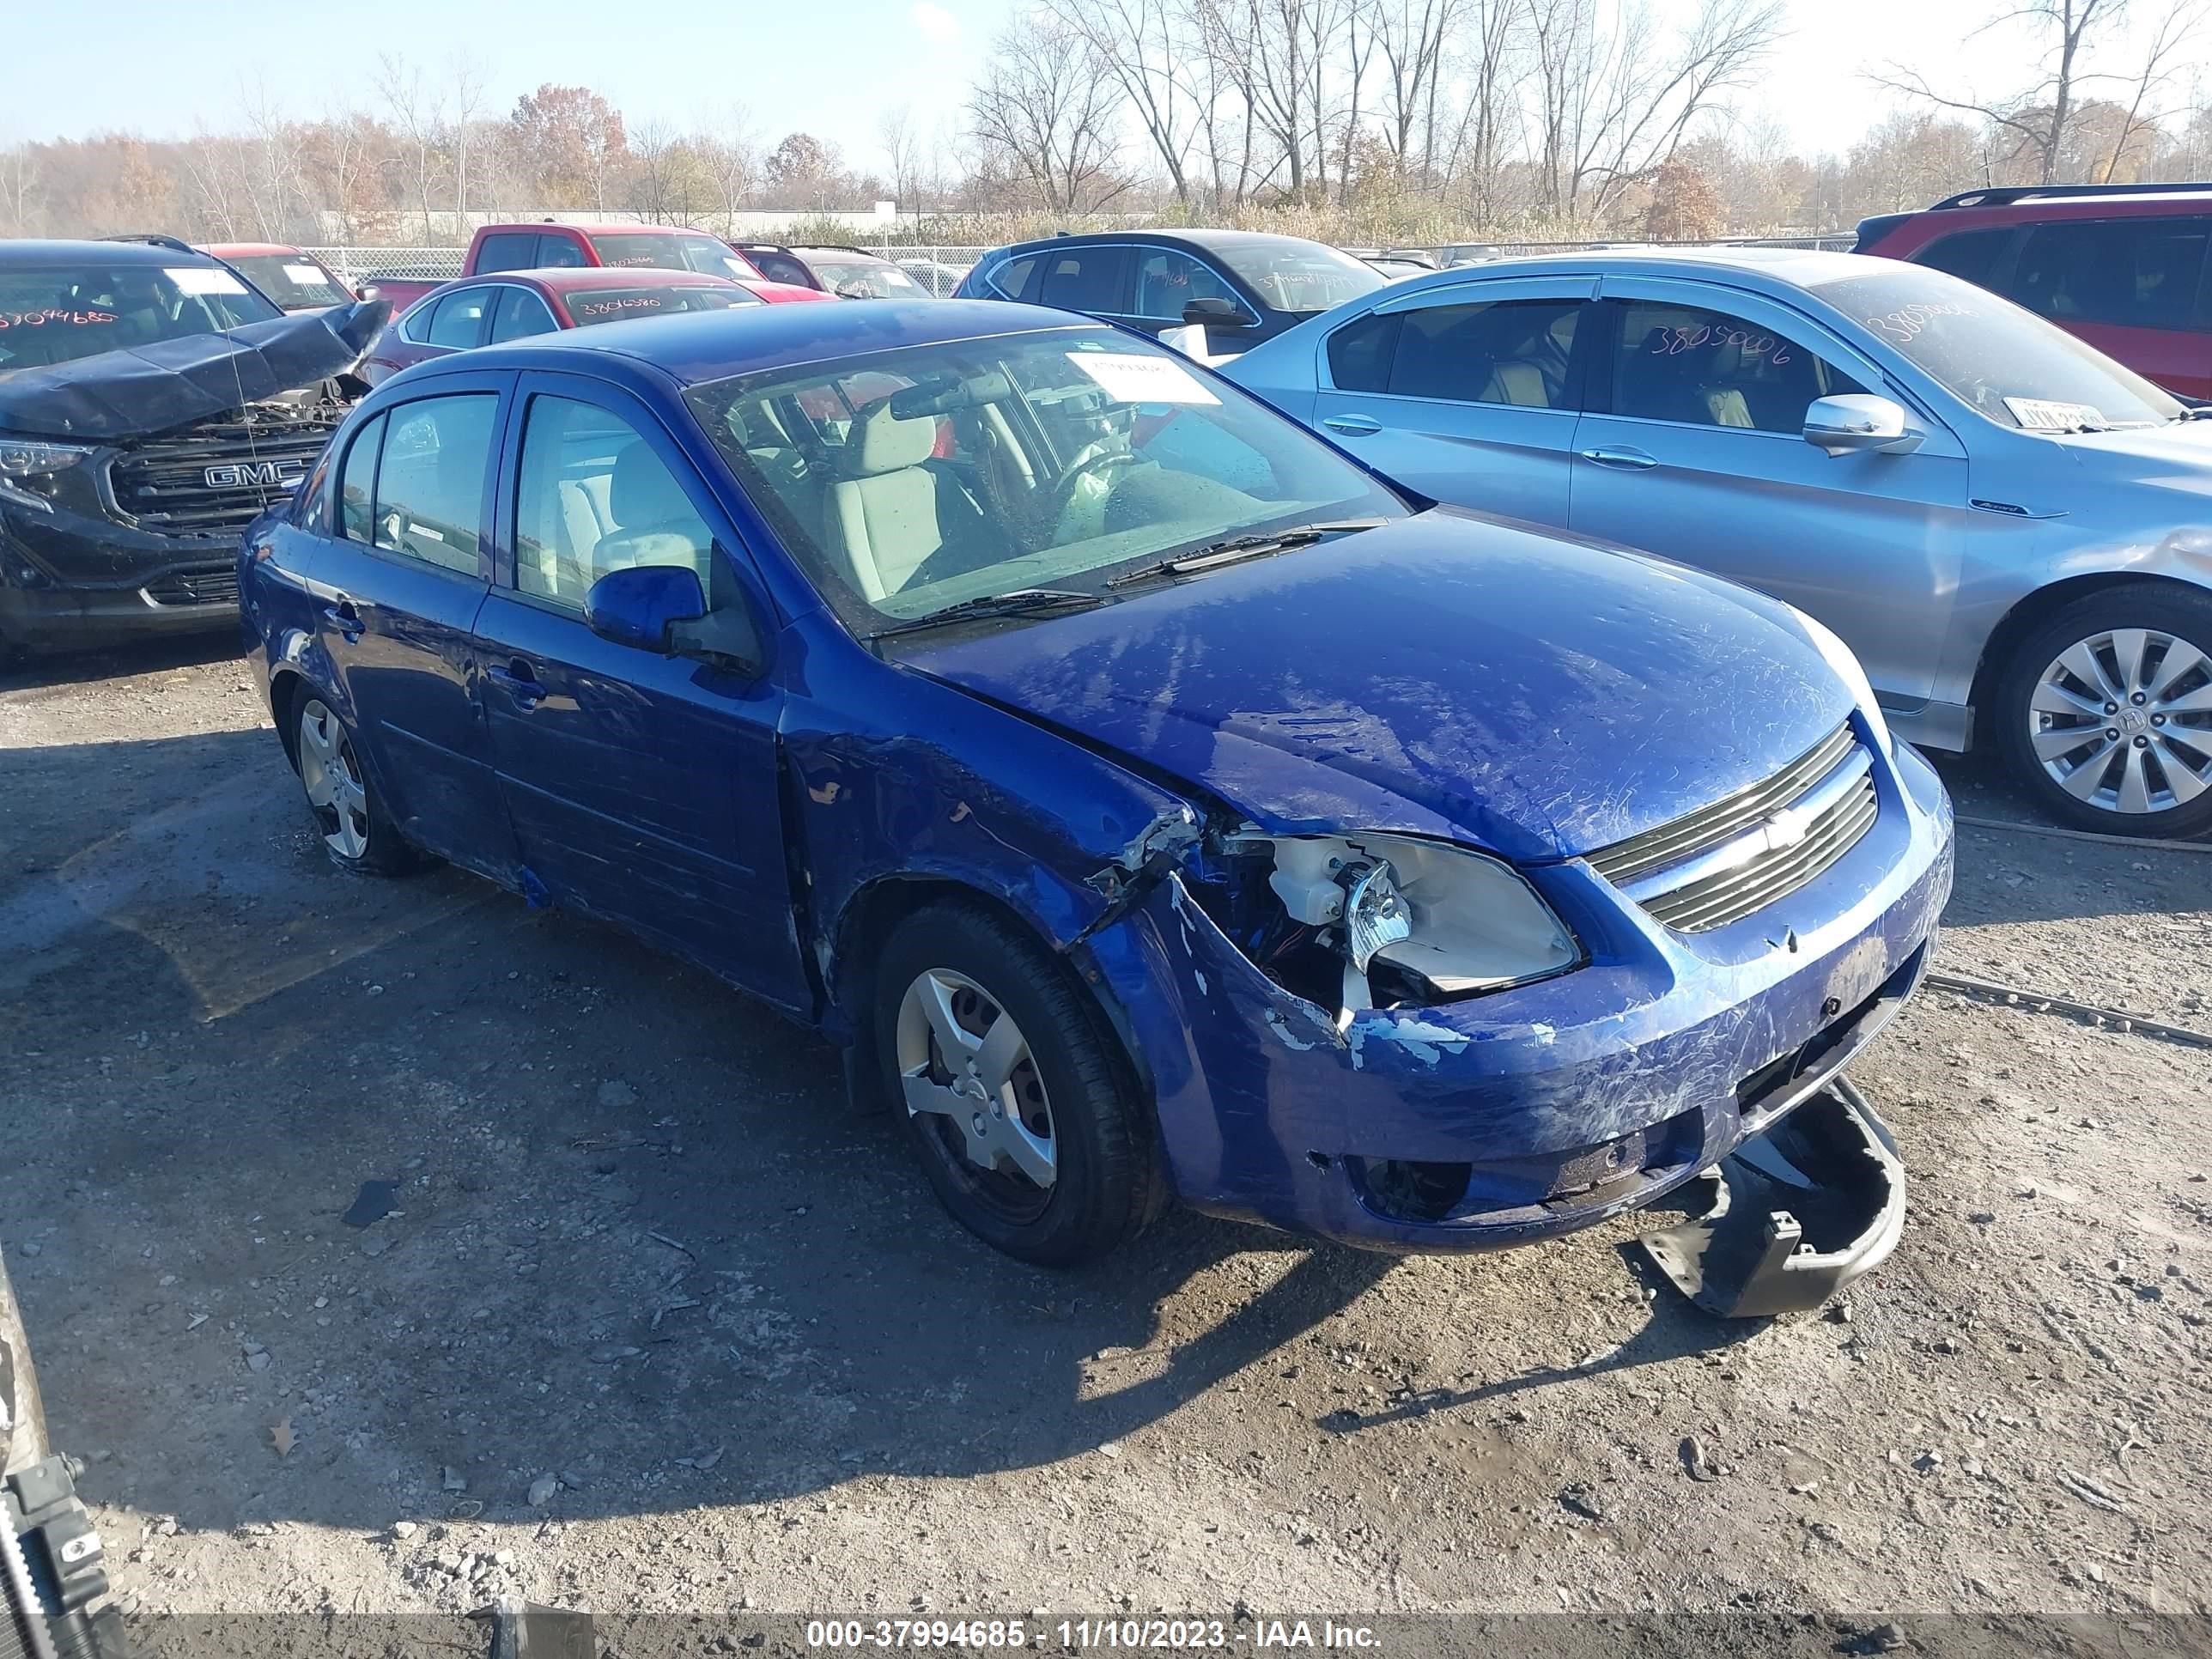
xmin=823 ymin=401 xmax=945 ymax=601
xmin=592 ymin=441 xmax=713 ymax=588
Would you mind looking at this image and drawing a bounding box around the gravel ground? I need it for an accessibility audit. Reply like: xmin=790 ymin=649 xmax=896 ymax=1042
xmin=1 ymin=639 xmax=2209 ymax=1639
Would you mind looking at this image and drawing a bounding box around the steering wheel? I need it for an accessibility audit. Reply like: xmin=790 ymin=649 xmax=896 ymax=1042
xmin=1039 ymin=447 xmax=1145 ymax=533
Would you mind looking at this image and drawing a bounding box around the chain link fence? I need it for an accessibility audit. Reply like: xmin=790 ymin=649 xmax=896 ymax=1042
xmin=307 ymin=234 xmax=1853 ymax=293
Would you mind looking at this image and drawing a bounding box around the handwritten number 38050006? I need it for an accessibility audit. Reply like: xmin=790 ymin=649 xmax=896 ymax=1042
xmin=1647 ymin=324 xmax=1790 ymax=366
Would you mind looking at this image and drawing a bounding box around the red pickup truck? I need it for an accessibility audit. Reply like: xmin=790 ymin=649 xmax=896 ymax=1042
xmin=360 ymin=222 xmax=779 ymax=314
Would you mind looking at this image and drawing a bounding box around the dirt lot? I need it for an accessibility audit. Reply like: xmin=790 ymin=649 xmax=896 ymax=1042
xmin=2 ymin=639 xmax=2209 ymax=1638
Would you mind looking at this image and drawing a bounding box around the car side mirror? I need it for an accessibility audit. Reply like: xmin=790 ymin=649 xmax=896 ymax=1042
xmin=582 ymin=564 xmax=708 ymax=653
xmin=1182 ymin=295 xmax=1251 ymax=328
xmin=1804 ymin=394 xmax=1921 ymax=456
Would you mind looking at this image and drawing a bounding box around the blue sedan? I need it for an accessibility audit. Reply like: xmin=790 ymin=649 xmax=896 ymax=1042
xmin=240 ymin=299 xmax=1953 ymax=1267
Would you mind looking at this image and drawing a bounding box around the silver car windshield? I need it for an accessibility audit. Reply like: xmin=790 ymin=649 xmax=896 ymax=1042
xmin=684 ymin=328 xmax=1405 ymax=631
xmin=1814 ymin=268 xmax=2183 ymax=431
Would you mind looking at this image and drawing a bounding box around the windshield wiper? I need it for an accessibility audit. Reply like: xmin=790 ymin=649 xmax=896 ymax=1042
xmin=867 ymin=587 xmax=1105 ymax=641
xmin=1105 ymin=519 xmax=1389 ymax=588
xmin=2172 ymin=404 xmax=2212 ymax=422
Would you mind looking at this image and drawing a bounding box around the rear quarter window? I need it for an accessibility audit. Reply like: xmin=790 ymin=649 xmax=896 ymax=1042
xmin=1909 ymin=227 xmax=2014 ymax=288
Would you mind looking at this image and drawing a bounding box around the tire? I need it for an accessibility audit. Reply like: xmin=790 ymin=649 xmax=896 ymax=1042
xmin=1993 ymin=586 xmax=2212 ymax=839
xmin=872 ymin=902 xmax=1164 ymax=1267
xmin=292 ymin=695 xmax=429 ymax=876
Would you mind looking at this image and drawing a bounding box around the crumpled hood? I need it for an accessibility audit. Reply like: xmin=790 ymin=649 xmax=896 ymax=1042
xmin=0 ymin=298 xmax=388 ymax=441
xmin=901 ymin=509 xmax=1853 ymax=863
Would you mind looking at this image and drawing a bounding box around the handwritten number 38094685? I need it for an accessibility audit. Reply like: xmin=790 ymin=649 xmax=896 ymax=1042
xmin=1648 ymin=323 xmax=1790 ymax=367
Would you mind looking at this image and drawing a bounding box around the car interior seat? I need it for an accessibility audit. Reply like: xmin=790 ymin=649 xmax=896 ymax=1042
xmin=591 ymin=441 xmax=714 ymax=592
xmin=822 ymin=400 xmax=949 ymax=601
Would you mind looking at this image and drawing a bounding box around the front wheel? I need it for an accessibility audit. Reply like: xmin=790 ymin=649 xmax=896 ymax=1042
xmin=294 ymin=696 xmax=428 ymax=875
xmin=1994 ymin=588 xmax=2212 ymax=838
xmin=872 ymin=903 xmax=1163 ymax=1267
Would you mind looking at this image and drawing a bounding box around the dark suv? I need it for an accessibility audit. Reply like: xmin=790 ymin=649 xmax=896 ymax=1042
xmin=1856 ymin=182 xmax=2212 ymax=399
xmin=0 ymin=240 xmax=382 ymax=659
xmin=952 ymin=230 xmax=1385 ymax=356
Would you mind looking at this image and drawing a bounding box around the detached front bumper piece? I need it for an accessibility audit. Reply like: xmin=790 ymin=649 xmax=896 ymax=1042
xmin=1638 ymin=1078 xmax=1904 ymax=1318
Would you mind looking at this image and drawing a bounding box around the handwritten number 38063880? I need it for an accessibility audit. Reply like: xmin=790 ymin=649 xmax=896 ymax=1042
xmin=1647 ymin=323 xmax=1790 ymax=367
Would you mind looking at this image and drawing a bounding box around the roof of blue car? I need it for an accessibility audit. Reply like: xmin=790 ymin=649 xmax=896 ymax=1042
xmin=470 ymin=297 xmax=1097 ymax=386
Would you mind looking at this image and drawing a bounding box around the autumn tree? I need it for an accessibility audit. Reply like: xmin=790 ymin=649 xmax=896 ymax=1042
xmin=510 ymin=83 xmax=629 ymax=209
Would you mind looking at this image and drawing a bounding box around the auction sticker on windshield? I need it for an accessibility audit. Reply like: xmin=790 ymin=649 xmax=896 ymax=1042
xmin=283 ymin=264 xmax=326 ymax=284
xmin=1068 ymin=352 xmax=1221 ymax=405
xmin=166 ymin=266 xmax=249 ymax=296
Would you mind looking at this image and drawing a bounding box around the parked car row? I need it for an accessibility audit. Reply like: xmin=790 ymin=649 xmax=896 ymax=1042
xmin=952 ymin=215 xmax=2212 ymax=840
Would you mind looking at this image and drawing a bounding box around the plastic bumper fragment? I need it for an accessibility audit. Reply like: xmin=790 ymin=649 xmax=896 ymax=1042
xmin=1638 ymin=1078 xmax=1905 ymax=1318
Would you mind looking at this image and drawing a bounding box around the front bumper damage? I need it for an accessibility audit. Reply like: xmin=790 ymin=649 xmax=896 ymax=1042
xmin=1082 ymin=739 xmax=1953 ymax=1279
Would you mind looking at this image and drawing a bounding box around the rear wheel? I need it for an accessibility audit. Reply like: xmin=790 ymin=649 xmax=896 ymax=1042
xmin=294 ymin=696 xmax=428 ymax=875
xmin=872 ymin=903 xmax=1162 ymax=1267
xmin=1994 ymin=588 xmax=2212 ymax=839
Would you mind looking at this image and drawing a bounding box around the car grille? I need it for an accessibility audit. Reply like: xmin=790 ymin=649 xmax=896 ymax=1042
xmin=142 ymin=567 xmax=239 ymax=607
xmin=107 ymin=406 xmax=344 ymax=537
xmin=1586 ymin=722 xmax=1878 ymax=933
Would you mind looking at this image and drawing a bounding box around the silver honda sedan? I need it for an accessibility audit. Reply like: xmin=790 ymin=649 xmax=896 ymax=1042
xmin=1222 ymin=247 xmax=2212 ymax=838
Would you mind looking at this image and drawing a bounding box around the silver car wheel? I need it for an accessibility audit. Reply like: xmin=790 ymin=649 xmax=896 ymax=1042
xmin=298 ymin=698 xmax=371 ymax=860
xmin=2028 ymin=628 xmax=2212 ymax=814
xmin=895 ymin=968 xmax=1057 ymax=1189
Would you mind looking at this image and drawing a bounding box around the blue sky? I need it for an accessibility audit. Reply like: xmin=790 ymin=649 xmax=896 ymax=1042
xmin=0 ymin=0 xmax=2146 ymax=169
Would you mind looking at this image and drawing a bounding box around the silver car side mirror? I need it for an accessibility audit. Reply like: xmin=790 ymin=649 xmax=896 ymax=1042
xmin=1804 ymin=393 xmax=1922 ymax=457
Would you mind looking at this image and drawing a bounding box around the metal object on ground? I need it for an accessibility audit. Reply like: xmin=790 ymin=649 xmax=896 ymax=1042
xmin=1638 ymin=1079 xmax=1905 ymax=1318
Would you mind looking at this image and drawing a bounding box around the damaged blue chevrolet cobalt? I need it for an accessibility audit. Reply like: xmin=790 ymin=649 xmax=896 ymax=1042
xmin=240 ymin=299 xmax=1954 ymax=1269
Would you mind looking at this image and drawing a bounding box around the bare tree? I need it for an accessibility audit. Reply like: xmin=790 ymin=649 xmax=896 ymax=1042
xmin=0 ymin=144 xmax=42 ymax=234
xmin=447 ymin=55 xmax=489 ymax=223
xmin=2100 ymin=0 xmax=2204 ymax=178
xmin=695 ymin=107 xmax=758 ymax=228
xmin=374 ymin=53 xmax=447 ymax=239
xmin=878 ymin=104 xmax=927 ymax=216
xmin=1043 ymin=0 xmax=1201 ymax=199
xmin=967 ymin=15 xmax=1129 ymax=212
xmin=1872 ymin=0 xmax=2141 ymax=184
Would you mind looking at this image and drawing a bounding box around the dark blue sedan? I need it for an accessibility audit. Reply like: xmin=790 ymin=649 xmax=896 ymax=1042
xmin=240 ymin=299 xmax=1954 ymax=1267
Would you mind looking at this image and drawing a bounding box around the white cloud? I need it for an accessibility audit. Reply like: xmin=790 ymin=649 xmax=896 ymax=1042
xmin=911 ymin=1 xmax=960 ymax=42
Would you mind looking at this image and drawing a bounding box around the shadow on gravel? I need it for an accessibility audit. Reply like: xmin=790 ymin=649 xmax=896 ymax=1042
xmin=0 ymin=630 xmax=240 ymax=693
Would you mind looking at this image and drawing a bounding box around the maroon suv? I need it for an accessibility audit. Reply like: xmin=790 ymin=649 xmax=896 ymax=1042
xmin=1856 ymin=181 xmax=2212 ymax=399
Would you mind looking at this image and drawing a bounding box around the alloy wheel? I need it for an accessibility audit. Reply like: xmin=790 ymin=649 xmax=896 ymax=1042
xmin=895 ymin=967 xmax=1057 ymax=1218
xmin=298 ymin=699 xmax=371 ymax=860
xmin=2026 ymin=627 xmax=2212 ymax=815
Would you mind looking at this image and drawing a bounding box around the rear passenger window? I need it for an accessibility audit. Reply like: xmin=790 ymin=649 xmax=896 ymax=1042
xmin=473 ymin=234 xmax=538 ymax=274
xmin=989 ymin=255 xmax=1040 ymax=301
xmin=1328 ymin=311 xmax=1402 ymax=392
xmin=1911 ymin=228 xmax=2014 ymax=288
xmin=2008 ymin=216 xmax=2212 ymax=331
xmin=1388 ymin=298 xmax=1582 ymax=406
xmin=426 ymin=289 xmax=490 ymax=349
xmin=372 ymin=395 xmax=498 ymax=574
xmin=514 ymin=397 xmax=717 ymax=611
xmin=339 ymin=413 xmax=383 ymax=543
xmin=1038 ymin=247 xmax=1130 ymax=313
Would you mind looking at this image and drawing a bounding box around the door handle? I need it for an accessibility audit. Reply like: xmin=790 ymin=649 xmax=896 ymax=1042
xmin=1579 ymin=446 xmax=1657 ymax=470
xmin=322 ymin=597 xmax=364 ymax=641
xmin=486 ymin=660 xmax=545 ymax=710
xmin=1322 ymin=413 xmax=1382 ymax=436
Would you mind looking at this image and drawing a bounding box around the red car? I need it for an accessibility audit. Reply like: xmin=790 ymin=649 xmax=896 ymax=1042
xmin=362 ymin=220 xmax=777 ymax=316
xmin=202 ymin=243 xmax=356 ymax=312
xmin=1855 ymin=181 xmax=2212 ymax=400
xmin=358 ymin=267 xmax=827 ymax=386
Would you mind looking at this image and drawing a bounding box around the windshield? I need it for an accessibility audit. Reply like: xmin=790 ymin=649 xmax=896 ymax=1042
xmin=567 ymin=285 xmax=763 ymax=324
xmin=1211 ymin=240 xmax=1384 ymax=313
xmin=0 ymin=263 xmax=283 ymax=374
xmin=1815 ymin=268 xmax=2183 ymax=430
xmin=587 ymin=232 xmax=755 ymax=281
xmin=684 ymin=328 xmax=1405 ymax=633
xmin=810 ymin=258 xmax=928 ymax=300
xmin=226 ymin=253 xmax=348 ymax=311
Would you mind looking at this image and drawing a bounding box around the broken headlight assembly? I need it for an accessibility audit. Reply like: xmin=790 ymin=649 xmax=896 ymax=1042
xmin=1220 ymin=831 xmax=1583 ymax=1022
xmin=0 ymin=441 xmax=94 ymax=515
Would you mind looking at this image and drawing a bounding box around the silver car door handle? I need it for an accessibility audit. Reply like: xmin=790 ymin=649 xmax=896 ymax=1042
xmin=1579 ymin=446 xmax=1657 ymax=470
xmin=1322 ymin=414 xmax=1382 ymax=436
